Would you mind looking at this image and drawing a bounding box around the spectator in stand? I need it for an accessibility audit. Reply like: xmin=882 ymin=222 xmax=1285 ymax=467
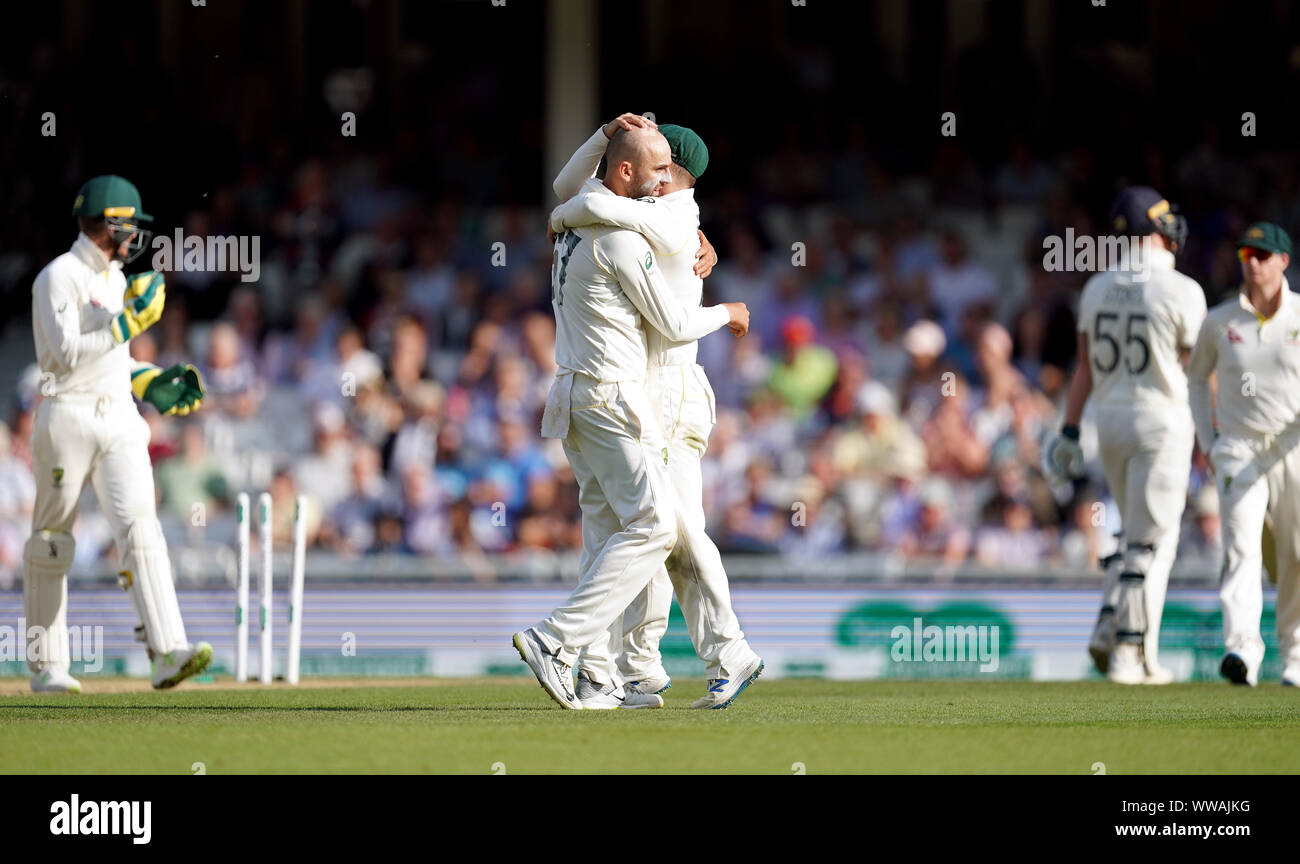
xmin=305 ymin=324 xmax=383 ymax=407
xmin=899 ymin=319 xmax=948 ymax=428
xmin=1057 ymin=492 xmax=1104 ymax=570
xmin=398 ymin=464 xmax=448 ymax=556
xmin=156 ymin=422 xmax=230 ymax=521
xmin=832 ymin=381 xmax=925 ymax=481
xmin=927 ymin=229 xmax=997 ymax=332
xmin=969 ymin=322 xmax=1029 ymax=448
xmin=721 ymin=460 xmax=787 ymax=553
xmin=921 ymin=377 xmax=989 ymax=481
xmin=327 ymin=442 xmax=390 ymax=556
xmin=202 ymin=321 xmax=264 ymax=418
xmin=293 ymin=402 xmax=355 ymax=514
xmin=859 ymin=299 xmax=909 ymax=394
xmin=975 ymin=493 xmax=1048 ymax=571
xmin=389 ymin=381 xmax=443 ymax=477
xmin=768 ymin=315 xmax=838 ymax=422
xmin=269 ymin=467 xmax=322 ymax=548
xmin=897 ymin=478 xmax=971 ymax=566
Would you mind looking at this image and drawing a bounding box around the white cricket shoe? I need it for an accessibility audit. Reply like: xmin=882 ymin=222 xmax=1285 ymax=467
xmin=576 ymin=672 xmax=625 ymax=709
xmin=1142 ymin=665 xmax=1174 ymax=686
xmin=512 ymin=629 xmax=581 ymax=709
xmin=691 ymin=657 xmax=764 ymax=709
xmin=30 ymin=668 xmax=82 ymax=693
xmin=1088 ymin=610 xmax=1116 ymax=674
xmin=151 ymin=641 xmax=213 ymax=690
xmin=1106 ymin=644 xmax=1146 ymax=685
xmin=623 ymin=676 xmax=670 ymax=709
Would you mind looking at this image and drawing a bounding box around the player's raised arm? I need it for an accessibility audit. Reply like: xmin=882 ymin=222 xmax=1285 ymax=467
xmin=550 ymin=186 xmax=693 ymax=255
xmin=597 ymin=230 xmax=743 ymax=342
xmin=552 ymin=113 xmax=656 ymax=201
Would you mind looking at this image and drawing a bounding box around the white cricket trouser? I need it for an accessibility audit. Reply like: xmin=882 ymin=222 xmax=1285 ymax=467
xmin=1213 ymin=432 xmax=1300 ymax=681
xmin=24 ymin=393 xmax=188 ymax=673
xmin=578 ymin=364 xmax=756 ymax=683
xmin=534 ymin=374 xmax=680 ymax=668
xmin=1095 ymin=406 xmax=1192 ymax=671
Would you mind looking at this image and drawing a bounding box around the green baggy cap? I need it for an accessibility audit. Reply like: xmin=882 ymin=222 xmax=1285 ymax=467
xmin=1238 ymin=222 xmax=1291 ymax=255
xmin=657 ymin=124 xmax=708 ymax=180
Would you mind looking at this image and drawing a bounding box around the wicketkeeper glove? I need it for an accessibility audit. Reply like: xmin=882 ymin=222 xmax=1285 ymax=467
xmin=132 ymin=362 xmax=205 ymax=416
xmin=1041 ymin=424 xmax=1085 ymax=483
xmin=110 ymin=270 xmax=166 ymax=343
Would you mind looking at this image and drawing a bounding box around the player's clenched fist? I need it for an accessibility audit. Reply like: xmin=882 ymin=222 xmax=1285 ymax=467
xmin=723 ymin=301 xmax=749 ymax=338
xmin=603 ymin=112 xmax=656 ymax=139
xmin=111 ymin=270 xmax=166 ymax=343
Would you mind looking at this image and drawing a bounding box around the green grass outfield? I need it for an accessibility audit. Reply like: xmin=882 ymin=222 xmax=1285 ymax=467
xmin=1 ymin=678 xmax=1298 ymax=774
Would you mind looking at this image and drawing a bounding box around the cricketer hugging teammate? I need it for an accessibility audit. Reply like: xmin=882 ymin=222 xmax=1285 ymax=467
xmin=513 ymin=114 xmax=764 ymax=710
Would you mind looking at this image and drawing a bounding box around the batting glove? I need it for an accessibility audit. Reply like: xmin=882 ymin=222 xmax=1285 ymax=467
xmin=1042 ymin=425 xmax=1085 ymax=483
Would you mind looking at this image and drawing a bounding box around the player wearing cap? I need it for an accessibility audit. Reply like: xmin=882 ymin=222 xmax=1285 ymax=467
xmin=548 ymin=116 xmax=764 ymax=709
xmin=1042 ymin=186 xmax=1205 ymax=685
xmin=1187 ymin=222 xmax=1300 ymax=686
xmin=511 ymin=123 xmax=750 ymax=709
xmin=27 ymin=175 xmax=211 ymax=692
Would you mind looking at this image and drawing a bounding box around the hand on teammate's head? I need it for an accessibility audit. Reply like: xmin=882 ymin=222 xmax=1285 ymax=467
xmin=603 ymin=112 xmax=655 ymax=139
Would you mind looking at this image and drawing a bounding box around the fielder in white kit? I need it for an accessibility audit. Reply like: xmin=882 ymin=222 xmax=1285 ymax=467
xmin=1187 ymin=222 xmax=1300 ymax=687
xmin=548 ymin=118 xmax=763 ymax=709
xmin=1043 ymin=186 xmax=1205 ymax=685
xmin=512 ymin=122 xmax=751 ymax=709
xmin=27 ymin=175 xmax=211 ymax=693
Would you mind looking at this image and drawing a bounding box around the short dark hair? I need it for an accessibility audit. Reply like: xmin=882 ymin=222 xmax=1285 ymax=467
xmin=669 ymin=162 xmax=696 ymax=188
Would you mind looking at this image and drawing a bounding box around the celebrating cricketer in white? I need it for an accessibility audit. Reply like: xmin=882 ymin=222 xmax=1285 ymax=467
xmin=26 ymin=174 xmax=211 ymax=693
xmin=546 ymin=115 xmax=764 ymax=709
xmin=512 ymin=120 xmax=751 ymax=709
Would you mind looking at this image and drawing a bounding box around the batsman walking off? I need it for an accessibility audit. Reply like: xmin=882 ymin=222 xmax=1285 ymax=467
xmin=1043 ymin=186 xmax=1205 ymax=685
xmin=1188 ymin=222 xmax=1300 ymax=687
xmin=26 ymin=175 xmax=211 ymax=693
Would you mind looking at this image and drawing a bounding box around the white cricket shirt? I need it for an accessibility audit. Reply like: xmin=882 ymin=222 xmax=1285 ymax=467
xmin=550 ymin=181 xmax=728 ymax=383
xmin=31 ymin=233 xmax=131 ymax=399
xmin=1076 ymin=246 xmax=1206 ymax=416
xmin=552 ymin=182 xmax=704 ymax=366
xmin=1188 ymin=281 xmax=1300 ymax=450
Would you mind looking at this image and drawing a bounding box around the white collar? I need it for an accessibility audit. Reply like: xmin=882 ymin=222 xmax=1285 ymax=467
xmin=71 ymin=232 xmax=118 ymax=273
xmin=1238 ymin=277 xmax=1292 ymax=317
